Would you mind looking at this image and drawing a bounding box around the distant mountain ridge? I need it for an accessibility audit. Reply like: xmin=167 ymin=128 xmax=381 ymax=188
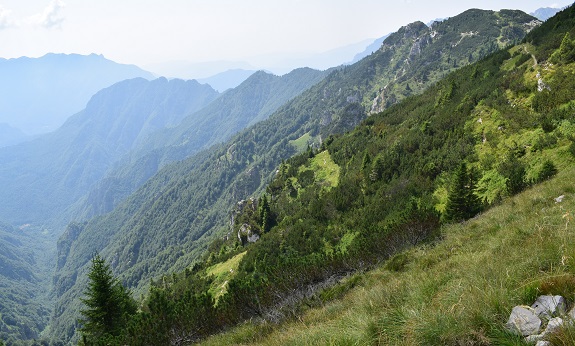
xmin=350 ymin=34 xmax=390 ymax=63
xmin=0 ymin=53 xmax=154 ymax=135
xmin=0 ymin=77 xmax=219 ymax=227
xmin=531 ymin=6 xmax=567 ymax=21
xmin=198 ymin=69 xmax=257 ymax=92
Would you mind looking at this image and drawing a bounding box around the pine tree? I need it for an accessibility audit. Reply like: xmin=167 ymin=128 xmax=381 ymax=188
xmin=258 ymin=194 xmax=272 ymax=232
xmin=498 ymin=155 xmax=526 ymax=195
xmin=445 ymin=162 xmax=481 ymax=222
xmin=79 ymin=254 xmax=136 ymax=344
xmin=538 ymin=159 xmax=558 ymax=182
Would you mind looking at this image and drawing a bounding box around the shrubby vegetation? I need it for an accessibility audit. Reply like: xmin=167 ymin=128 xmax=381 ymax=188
xmin=69 ymin=5 xmax=575 ymax=345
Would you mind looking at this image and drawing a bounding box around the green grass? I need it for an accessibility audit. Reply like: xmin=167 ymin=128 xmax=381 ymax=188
xmin=205 ymin=251 xmax=246 ymax=301
xmin=289 ymin=132 xmax=312 ymax=152
xmin=307 ymin=150 xmax=340 ymax=189
xmin=201 ymin=162 xmax=575 ymax=345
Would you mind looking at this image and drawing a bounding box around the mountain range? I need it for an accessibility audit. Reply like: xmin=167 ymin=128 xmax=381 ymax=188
xmin=0 ymin=77 xmax=219 ymax=227
xmin=49 ymin=4 xmax=575 ymax=345
xmin=531 ymin=6 xmax=567 ymax=20
xmin=0 ymin=4 xmax=567 ymax=345
xmin=45 ymin=8 xmax=539 ymax=343
xmin=0 ymin=53 xmax=154 ymax=138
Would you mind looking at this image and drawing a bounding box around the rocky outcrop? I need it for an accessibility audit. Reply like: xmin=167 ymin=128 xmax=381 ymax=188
xmin=237 ymin=223 xmax=260 ymax=245
xmin=506 ymin=295 xmax=573 ymax=343
xmin=230 ymin=198 xmax=261 ymax=245
xmin=537 ymin=72 xmax=551 ymax=92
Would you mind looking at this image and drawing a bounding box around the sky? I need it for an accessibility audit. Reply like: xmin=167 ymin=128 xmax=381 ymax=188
xmin=0 ymin=0 xmax=573 ymax=73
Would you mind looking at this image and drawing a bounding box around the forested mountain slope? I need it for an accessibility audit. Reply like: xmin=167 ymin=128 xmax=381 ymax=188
xmin=70 ymin=68 xmax=329 ymax=220
xmin=48 ymin=8 xmax=540 ymax=343
xmin=0 ymin=222 xmax=53 ymax=343
xmin=0 ymin=77 xmax=219 ymax=228
xmin=69 ymin=5 xmax=575 ymax=344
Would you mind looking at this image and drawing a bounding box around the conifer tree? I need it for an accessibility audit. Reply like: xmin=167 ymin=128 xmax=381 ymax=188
xmin=498 ymin=155 xmax=526 ymax=195
xmin=259 ymin=194 xmax=272 ymax=232
xmin=445 ymin=162 xmax=481 ymax=222
xmin=79 ymin=254 xmax=136 ymax=344
xmin=538 ymin=159 xmax=558 ymax=182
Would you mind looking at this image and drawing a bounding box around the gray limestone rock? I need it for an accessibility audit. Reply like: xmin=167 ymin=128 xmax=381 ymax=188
xmin=531 ymin=295 xmax=567 ymax=319
xmin=525 ymin=334 xmax=543 ymax=343
xmin=506 ymin=306 xmax=542 ymax=336
xmin=544 ymin=317 xmax=564 ymax=335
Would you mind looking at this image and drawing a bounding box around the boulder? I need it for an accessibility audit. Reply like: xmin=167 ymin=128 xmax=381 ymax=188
xmin=535 ymin=341 xmax=550 ymax=346
xmin=531 ymin=295 xmax=567 ymax=319
xmin=526 ymin=317 xmax=566 ymax=343
xmin=506 ymin=306 xmax=542 ymax=336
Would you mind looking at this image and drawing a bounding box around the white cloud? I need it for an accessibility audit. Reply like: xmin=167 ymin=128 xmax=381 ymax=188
xmin=0 ymin=6 xmax=14 ymax=30
xmin=29 ymin=0 xmax=66 ymax=29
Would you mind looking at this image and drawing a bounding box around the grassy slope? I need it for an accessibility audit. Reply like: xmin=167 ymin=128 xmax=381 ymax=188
xmin=202 ymin=152 xmax=575 ymax=345
xmin=206 ymin=251 xmax=246 ymax=301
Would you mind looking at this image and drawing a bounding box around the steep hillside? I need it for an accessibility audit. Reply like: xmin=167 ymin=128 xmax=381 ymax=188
xmin=0 ymin=53 xmax=154 ymax=135
xmin=49 ymin=8 xmax=540 ymax=343
xmin=0 ymin=222 xmax=53 ymax=343
xmin=203 ymin=162 xmax=575 ymax=345
xmin=367 ymin=9 xmax=539 ymax=113
xmin=65 ymin=5 xmax=575 ymax=344
xmin=71 ymin=68 xmax=329 ymax=221
xmin=0 ymin=77 xmax=219 ymax=228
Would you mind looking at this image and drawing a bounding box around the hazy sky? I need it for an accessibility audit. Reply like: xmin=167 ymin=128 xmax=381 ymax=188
xmin=0 ymin=0 xmax=572 ymax=68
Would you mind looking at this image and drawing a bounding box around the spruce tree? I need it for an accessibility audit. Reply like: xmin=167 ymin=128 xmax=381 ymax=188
xmin=79 ymin=254 xmax=136 ymax=343
xmin=445 ymin=162 xmax=481 ymax=222
xmin=258 ymin=194 xmax=272 ymax=232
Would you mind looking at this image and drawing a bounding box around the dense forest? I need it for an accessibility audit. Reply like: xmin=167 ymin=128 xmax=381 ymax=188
xmin=63 ymin=4 xmax=575 ymax=345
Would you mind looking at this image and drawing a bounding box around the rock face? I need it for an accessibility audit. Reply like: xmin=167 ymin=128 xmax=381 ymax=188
xmin=506 ymin=306 xmax=542 ymax=336
xmin=237 ymin=223 xmax=260 ymax=245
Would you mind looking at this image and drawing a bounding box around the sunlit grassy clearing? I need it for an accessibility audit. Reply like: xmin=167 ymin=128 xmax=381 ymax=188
xmin=308 ymin=150 xmax=340 ymax=188
xmin=289 ymin=132 xmax=313 ymax=152
xmin=205 ymin=251 xmax=246 ymax=301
